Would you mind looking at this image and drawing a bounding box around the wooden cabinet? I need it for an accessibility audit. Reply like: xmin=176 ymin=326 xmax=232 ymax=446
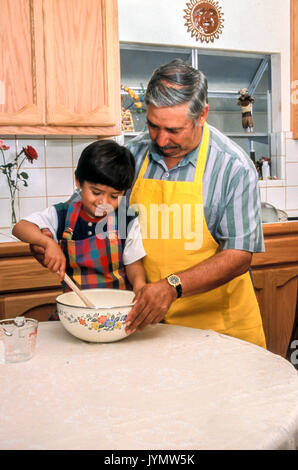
xmin=0 ymin=0 xmax=121 ymax=136
xmin=251 ymin=222 xmax=298 ymax=358
xmin=0 ymin=242 xmax=62 ymax=322
xmin=0 ymin=0 xmax=45 ymax=126
xmin=291 ymin=0 xmax=298 ymax=139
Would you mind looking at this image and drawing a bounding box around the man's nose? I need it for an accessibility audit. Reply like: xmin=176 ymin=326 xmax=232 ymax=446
xmin=155 ymin=130 xmax=170 ymax=148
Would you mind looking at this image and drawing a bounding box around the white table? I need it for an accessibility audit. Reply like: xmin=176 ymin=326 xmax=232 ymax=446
xmin=1 ymin=321 xmax=298 ymax=450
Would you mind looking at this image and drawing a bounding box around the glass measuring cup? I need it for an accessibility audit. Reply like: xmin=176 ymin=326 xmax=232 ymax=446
xmin=0 ymin=317 xmax=38 ymax=363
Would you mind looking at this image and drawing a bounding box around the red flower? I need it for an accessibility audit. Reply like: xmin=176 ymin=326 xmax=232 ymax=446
xmin=97 ymin=315 xmax=108 ymax=324
xmin=0 ymin=140 xmax=10 ymax=150
xmin=23 ymin=145 xmax=38 ymax=163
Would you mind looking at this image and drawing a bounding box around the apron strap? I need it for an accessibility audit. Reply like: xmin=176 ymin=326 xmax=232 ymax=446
xmin=193 ymin=123 xmax=209 ymax=185
xmin=62 ymin=201 xmax=82 ymax=240
xmin=137 ymin=123 xmax=210 ymax=185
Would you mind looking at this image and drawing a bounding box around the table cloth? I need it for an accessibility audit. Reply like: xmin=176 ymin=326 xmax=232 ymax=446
xmin=1 ymin=321 xmax=298 ymax=450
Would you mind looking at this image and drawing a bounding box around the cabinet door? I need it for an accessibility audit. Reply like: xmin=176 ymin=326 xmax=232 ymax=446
xmin=291 ymin=0 xmax=298 ymax=139
xmin=43 ymin=0 xmax=120 ymax=128
xmin=252 ymin=266 xmax=298 ymax=357
xmin=0 ymin=289 xmax=61 ymax=321
xmin=0 ymin=0 xmax=45 ymax=125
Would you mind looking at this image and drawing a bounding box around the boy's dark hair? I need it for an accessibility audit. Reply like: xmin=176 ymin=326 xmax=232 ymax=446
xmin=75 ymin=140 xmax=135 ymax=191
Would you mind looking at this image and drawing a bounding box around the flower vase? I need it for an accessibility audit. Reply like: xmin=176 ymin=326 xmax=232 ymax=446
xmin=10 ymin=196 xmax=17 ymax=226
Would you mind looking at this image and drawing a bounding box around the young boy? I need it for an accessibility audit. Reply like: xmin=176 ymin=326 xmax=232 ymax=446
xmin=13 ymin=140 xmax=146 ymax=304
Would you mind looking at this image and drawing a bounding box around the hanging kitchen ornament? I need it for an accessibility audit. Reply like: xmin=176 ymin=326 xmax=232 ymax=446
xmin=121 ymin=84 xmax=145 ymax=132
xmin=183 ymin=0 xmax=224 ymax=43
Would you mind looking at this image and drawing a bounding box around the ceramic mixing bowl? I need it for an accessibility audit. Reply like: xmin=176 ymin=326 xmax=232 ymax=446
xmin=56 ymin=288 xmax=135 ymax=343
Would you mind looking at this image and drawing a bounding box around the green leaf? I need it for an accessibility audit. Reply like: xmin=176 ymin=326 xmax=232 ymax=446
xmin=20 ymin=172 xmax=29 ymax=179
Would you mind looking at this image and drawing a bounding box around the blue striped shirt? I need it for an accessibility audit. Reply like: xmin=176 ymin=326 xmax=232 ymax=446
xmin=126 ymin=124 xmax=264 ymax=252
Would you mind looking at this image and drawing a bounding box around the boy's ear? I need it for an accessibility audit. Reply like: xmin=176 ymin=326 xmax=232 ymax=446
xmin=75 ymin=178 xmax=81 ymax=190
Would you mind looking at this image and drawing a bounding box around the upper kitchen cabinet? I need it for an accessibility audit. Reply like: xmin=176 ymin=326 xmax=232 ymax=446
xmin=0 ymin=0 xmax=121 ymax=136
xmin=0 ymin=0 xmax=45 ymax=126
xmin=291 ymin=0 xmax=298 ymax=139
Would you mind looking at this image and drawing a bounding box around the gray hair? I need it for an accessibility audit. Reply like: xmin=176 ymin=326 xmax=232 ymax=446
xmin=145 ymin=59 xmax=208 ymax=120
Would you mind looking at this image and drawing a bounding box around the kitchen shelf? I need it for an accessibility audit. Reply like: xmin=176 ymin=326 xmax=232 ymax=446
xmin=226 ymin=133 xmax=268 ymax=138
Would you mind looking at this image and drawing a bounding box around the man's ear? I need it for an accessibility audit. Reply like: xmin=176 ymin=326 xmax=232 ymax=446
xmin=198 ymin=104 xmax=209 ymax=127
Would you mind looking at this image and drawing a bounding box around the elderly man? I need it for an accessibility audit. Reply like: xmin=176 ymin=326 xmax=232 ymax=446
xmin=124 ymin=59 xmax=266 ymax=348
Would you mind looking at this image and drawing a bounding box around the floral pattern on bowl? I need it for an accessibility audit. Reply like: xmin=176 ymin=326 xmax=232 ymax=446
xmin=58 ymin=309 xmax=127 ymax=332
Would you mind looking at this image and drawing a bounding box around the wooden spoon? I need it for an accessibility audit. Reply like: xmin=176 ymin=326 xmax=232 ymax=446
xmin=63 ymin=273 xmax=95 ymax=308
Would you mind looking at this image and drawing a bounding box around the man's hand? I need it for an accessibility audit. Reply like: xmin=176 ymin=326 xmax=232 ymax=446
xmin=125 ymin=279 xmax=177 ymax=334
xmin=30 ymin=228 xmax=53 ymax=267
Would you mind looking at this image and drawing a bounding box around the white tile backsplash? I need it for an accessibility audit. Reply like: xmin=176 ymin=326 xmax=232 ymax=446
xmin=46 ymin=168 xmax=74 ymax=197
xmin=45 ymin=138 xmax=73 ymax=167
xmin=286 ymin=187 xmax=298 ymax=210
xmin=1 ymin=132 xmax=298 ymax=232
xmin=267 ymin=186 xmax=286 ymax=210
xmin=19 ymin=197 xmax=47 ymax=219
xmin=73 ymin=138 xmax=97 ymax=167
xmin=18 ymin=168 xmax=47 ymax=197
xmin=286 ymin=162 xmax=298 ymax=186
xmin=0 ymin=198 xmax=13 ymax=227
xmin=285 ymin=138 xmax=298 ymax=163
xmin=0 ymin=174 xmax=11 ymax=198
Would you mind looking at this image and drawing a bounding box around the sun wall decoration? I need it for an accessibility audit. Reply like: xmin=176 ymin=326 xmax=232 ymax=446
xmin=183 ymin=0 xmax=224 ymax=43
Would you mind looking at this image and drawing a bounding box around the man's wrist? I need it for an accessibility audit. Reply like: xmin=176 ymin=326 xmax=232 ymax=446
xmin=166 ymin=274 xmax=182 ymax=298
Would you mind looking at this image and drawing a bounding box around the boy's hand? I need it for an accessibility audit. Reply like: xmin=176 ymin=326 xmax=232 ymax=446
xmin=30 ymin=228 xmax=53 ymax=266
xmin=43 ymin=238 xmax=66 ymax=282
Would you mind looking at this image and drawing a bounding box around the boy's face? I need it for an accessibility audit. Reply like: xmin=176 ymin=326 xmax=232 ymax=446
xmin=75 ymin=179 xmax=125 ymax=219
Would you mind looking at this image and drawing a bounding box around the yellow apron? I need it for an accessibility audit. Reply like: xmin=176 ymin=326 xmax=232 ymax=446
xmin=129 ymin=124 xmax=266 ymax=348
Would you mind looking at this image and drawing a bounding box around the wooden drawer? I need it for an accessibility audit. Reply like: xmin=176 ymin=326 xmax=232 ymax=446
xmin=0 ymin=256 xmax=60 ymax=293
xmin=0 ymin=289 xmax=62 ymax=321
